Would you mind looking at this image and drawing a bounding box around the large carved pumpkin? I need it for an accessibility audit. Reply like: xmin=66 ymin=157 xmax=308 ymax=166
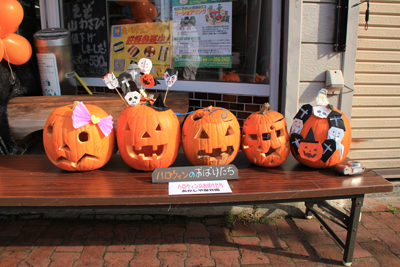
xmin=290 ymin=104 xmax=352 ymax=168
xmin=43 ymin=103 xmax=114 ymax=171
xmin=182 ymin=106 xmax=240 ymax=166
xmin=117 ymin=104 xmax=181 ymax=171
xmin=242 ymin=103 xmax=290 ymax=167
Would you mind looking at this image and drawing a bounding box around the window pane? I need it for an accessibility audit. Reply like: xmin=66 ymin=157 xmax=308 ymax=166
xmin=63 ymin=0 xmax=271 ymax=85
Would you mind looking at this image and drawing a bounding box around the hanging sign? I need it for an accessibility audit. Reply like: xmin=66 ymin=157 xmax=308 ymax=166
xmin=172 ymin=0 xmax=232 ymax=68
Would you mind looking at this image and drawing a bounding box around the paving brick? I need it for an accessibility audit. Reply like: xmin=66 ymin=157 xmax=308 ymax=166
xmin=159 ymin=226 xmax=187 ymax=252
xmin=372 ymin=212 xmax=400 ymax=232
xmin=313 ymin=244 xmax=343 ymax=266
xmin=49 ymin=252 xmax=80 ymax=267
xmin=361 ymin=213 xmax=389 ymax=230
xmin=211 ymin=250 xmax=241 ymax=267
xmin=359 ymin=241 xmax=400 ymax=266
xmin=107 ymin=224 xmax=138 ymax=252
xmin=19 ymin=237 xmax=62 ymax=267
xmin=370 ymin=228 xmax=400 ymax=255
xmin=185 ymin=222 xmax=210 ymax=239
xmin=280 ymin=234 xmax=319 ymax=263
xmin=355 ymin=224 xmax=377 ymax=243
xmin=0 ymin=251 xmax=30 ymax=267
xmin=254 ymin=223 xmax=288 ymax=249
xmin=27 ymin=220 xmax=52 ymax=226
xmin=275 ymin=218 xmax=302 ymax=235
xmin=335 ymin=231 xmax=372 ymax=258
xmin=136 ymin=223 xmax=161 ymax=239
xmin=233 ymin=236 xmax=270 ymax=265
xmin=350 ymin=257 xmax=381 ymax=267
xmin=73 ymin=238 xmax=110 ymax=267
xmin=262 ymin=248 xmax=296 ymax=267
xmin=207 ymin=226 xmax=237 ymax=251
xmin=40 ymin=222 xmax=70 ymax=238
xmin=0 ymin=221 xmax=26 ymax=237
xmin=185 ymin=238 xmax=215 ymax=267
xmin=104 ymin=252 xmax=134 ymax=267
xmin=205 ymin=218 xmax=225 ymax=226
xmin=6 ymin=225 xmax=46 ymax=251
xmin=87 ymin=222 xmax=115 ymax=239
xmin=294 ymin=220 xmax=335 ymax=246
xmin=294 ymin=262 xmax=328 ymax=266
xmin=231 ymin=222 xmax=257 ymax=237
xmin=158 ymin=251 xmax=187 ymax=267
xmin=129 ymin=243 xmax=160 ymax=267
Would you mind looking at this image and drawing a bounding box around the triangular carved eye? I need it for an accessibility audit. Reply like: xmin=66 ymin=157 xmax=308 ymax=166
xmin=262 ymin=133 xmax=271 ymax=141
xmin=195 ymin=127 xmax=209 ymax=139
xmin=59 ymin=142 xmax=71 ymax=151
xmin=124 ymin=122 xmax=130 ymax=131
xmin=248 ymin=134 xmax=257 ymax=141
xmin=225 ymin=126 xmax=234 ymax=136
xmin=142 ymin=131 xmax=151 ymax=138
xmin=47 ymin=124 xmax=53 ymax=137
xmin=155 ymin=123 xmax=162 ymax=131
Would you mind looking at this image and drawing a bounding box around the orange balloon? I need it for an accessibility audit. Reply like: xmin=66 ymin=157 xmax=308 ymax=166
xmin=2 ymin=34 xmax=32 ymax=65
xmin=131 ymin=1 xmax=157 ymax=22
xmin=113 ymin=19 xmax=135 ymax=25
xmin=0 ymin=0 xmax=24 ymax=38
xmin=0 ymin=40 xmax=4 ymax=62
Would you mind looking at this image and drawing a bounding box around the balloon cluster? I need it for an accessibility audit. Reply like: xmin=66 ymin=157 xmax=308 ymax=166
xmin=0 ymin=0 xmax=32 ymax=65
xmin=116 ymin=0 xmax=157 ymax=23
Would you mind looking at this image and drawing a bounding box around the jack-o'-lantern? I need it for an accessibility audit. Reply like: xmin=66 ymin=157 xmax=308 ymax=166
xmin=242 ymin=103 xmax=290 ymax=167
xmin=140 ymin=74 xmax=155 ymax=88
xmin=182 ymin=106 xmax=240 ymax=166
xmin=43 ymin=102 xmax=114 ymax=171
xmin=221 ymin=71 xmax=241 ymax=82
xmin=290 ymin=104 xmax=352 ymax=168
xmin=117 ymin=98 xmax=181 ymax=171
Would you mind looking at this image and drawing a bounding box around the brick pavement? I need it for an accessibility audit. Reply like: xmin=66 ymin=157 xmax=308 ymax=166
xmin=0 ymin=196 xmax=399 ymax=266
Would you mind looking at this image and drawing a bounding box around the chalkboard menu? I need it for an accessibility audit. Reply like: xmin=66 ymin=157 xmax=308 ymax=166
xmin=63 ymin=0 xmax=109 ymax=77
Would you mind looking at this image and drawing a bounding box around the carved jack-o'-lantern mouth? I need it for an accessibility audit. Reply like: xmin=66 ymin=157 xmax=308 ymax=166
xmin=50 ymin=154 xmax=99 ymax=168
xmin=302 ymin=149 xmax=318 ymax=158
xmin=197 ymin=146 xmax=234 ymax=161
xmin=126 ymin=144 xmax=167 ymax=160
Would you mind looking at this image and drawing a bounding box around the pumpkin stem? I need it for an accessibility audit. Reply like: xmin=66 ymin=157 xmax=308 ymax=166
xmin=204 ymin=106 xmax=213 ymax=112
xmin=327 ymin=104 xmax=334 ymax=111
xmin=72 ymin=101 xmax=80 ymax=110
xmin=259 ymin=103 xmax=270 ymax=115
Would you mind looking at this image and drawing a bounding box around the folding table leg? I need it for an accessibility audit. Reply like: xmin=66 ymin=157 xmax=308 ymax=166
xmin=342 ymin=195 xmax=364 ymax=266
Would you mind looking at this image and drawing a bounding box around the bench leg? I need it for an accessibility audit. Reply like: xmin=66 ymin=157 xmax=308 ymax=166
xmin=305 ymin=206 xmax=313 ymax=219
xmin=342 ymin=195 xmax=364 ymax=266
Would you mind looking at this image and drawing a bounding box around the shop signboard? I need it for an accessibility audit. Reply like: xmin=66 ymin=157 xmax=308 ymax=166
xmin=109 ymin=22 xmax=172 ymax=78
xmin=172 ymin=0 xmax=232 ymax=68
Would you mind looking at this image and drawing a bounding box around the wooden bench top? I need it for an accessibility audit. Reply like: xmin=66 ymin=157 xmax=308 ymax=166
xmin=0 ymin=153 xmax=393 ymax=207
xmin=7 ymin=93 xmax=188 ymax=141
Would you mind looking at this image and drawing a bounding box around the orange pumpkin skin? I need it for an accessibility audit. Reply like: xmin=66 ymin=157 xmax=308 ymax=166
xmin=117 ymin=105 xmax=181 ymax=171
xmin=182 ymin=106 xmax=240 ymax=166
xmin=221 ymin=71 xmax=241 ymax=82
xmin=290 ymin=107 xmax=352 ymax=169
xmin=242 ymin=107 xmax=290 ymax=167
xmin=43 ymin=104 xmax=115 ymax=171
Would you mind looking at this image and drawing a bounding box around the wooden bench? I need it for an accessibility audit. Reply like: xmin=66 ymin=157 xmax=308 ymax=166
xmin=0 ymin=152 xmax=393 ymax=266
xmin=7 ymin=92 xmax=189 ymax=141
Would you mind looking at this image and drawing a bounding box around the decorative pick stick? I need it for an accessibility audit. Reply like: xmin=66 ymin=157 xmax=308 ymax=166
xmin=102 ymin=72 xmax=129 ymax=107
xmin=163 ymin=69 xmax=178 ymax=104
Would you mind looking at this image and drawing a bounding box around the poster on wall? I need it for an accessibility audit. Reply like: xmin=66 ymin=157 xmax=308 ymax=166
xmin=64 ymin=0 xmax=109 ymax=77
xmin=172 ymin=0 xmax=232 ymax=68
xmin=109 ymin=22 xmax=172 ymax=78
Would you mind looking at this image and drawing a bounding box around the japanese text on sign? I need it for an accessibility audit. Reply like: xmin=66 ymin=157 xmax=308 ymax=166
xmin=169 ymin=180 xmax=232 ymax=195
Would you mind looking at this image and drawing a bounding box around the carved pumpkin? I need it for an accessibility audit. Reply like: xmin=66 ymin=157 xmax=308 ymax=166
xmin=117 ymin=104 xmax=181 ymax=171
xmin=140 ymin=74 xmax=155 ymax=88
xmin=242 ymin=103 xmax=290 ymax=167
xmin=247 ymin=73 xmax=266 ymax=83
xmin=290 ymin=104 xmax=352 ymax=168
xmin=221 ymin=71 xmax=240 ymax=82
xmin=43 ymin=103 xmax=115 ymax=171
xmin=182 ymin=106 xmax=240 ymax=166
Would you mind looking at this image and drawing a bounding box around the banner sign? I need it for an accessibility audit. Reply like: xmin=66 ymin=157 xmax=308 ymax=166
xmin=152 ymin=164 xmax=238 ymax=183
xmin=109 ymin=22 xmax=172 ymax=78
xmin=172 ymin=0 xmax=232 ymax=68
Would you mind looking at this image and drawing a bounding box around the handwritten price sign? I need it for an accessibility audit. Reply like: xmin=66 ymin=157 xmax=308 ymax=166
xmin=152 ymin=164 xmax=238 ymax=184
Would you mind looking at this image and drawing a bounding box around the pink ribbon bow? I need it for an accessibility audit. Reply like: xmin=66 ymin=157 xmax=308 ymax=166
xmin=72 ymin=102 xmax=113 ymax=137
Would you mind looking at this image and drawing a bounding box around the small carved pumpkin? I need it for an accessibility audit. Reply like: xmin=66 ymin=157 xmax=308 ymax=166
xmin=182 ymin=106 xmax=240 ymax=165
xmin=242 ymin=103 xmax=290 ymax=167
xmin=221 ymin=71 xmax=241 ymax=82
xmin=140 ymin=74 xmax=155 ymax=88
xmin=290 ymin=105 xmax=352 ymax=168
xmin=43 ymin=103 xmax=115 ymax=171
xmin=117 ymin=104 xmax=181 ymax=171
xmin=247 ymin=73 xmax=266 ymax=83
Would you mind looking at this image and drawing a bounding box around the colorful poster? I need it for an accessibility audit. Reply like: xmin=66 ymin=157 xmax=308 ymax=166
xmin=109 ymin=22 xmax=172 ymax=78
xmin=172 ymin=0 xmax=232 ymax=68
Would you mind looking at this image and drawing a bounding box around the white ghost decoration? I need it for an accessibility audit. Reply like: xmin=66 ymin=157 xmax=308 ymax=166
xmin=315 ymin=88 xmax=329 ymax=106
xmin=328 ymin=126 xmax=345 ymax=159
xmin=102 ymin=72 xmax=119 ymax=89
xmin=290 ymin=118 xmax=303 ymax=137
xmin=138 ymin=58 xmax=152 ymax=74
xmin=125 ymin=91 xmax=141 ymax=106
xmin=126 ymin=63 xmax=142 ymax=86
xmin=313 ymin=106 xmax=331 ymax=118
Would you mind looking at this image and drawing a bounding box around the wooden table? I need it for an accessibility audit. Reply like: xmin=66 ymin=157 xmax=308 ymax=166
xmin=0 ymin=153 xmax=393 ymax=266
